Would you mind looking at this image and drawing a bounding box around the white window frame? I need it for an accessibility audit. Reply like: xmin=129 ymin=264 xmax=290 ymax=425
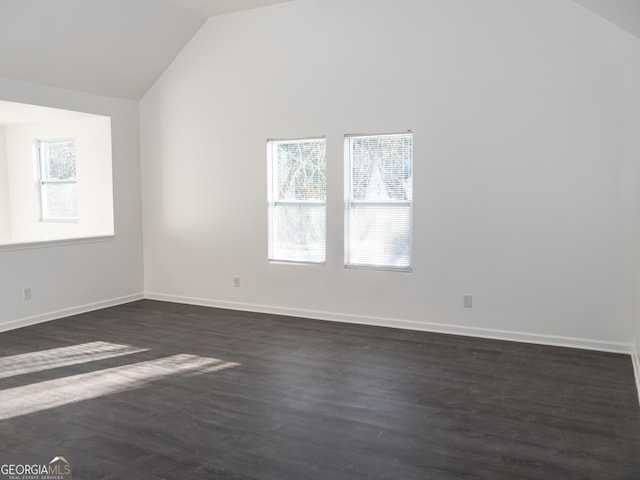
xmin=267 ymin=137 xmax=327 ymax=264
xmin=344 ymin=131 xmax=413 ymax=271
xmin=36 ymin=138 xmax=78 ymax=223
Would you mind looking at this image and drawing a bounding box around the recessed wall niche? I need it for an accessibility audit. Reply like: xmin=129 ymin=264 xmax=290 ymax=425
xmin=0 ymin=100 xmax=114 ymax=246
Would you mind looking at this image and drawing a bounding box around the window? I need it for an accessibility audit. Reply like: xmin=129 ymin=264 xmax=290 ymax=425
xmin=36 ymin=138 xmax=78 ymax=222
xmin=267 ymin=137 xmax=326 ymax=263
xmin=344 ymin=132 xmax=413 ymax=270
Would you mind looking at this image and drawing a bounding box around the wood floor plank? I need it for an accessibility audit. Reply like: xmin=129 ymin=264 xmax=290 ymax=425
xmin=0 ymin=299 xmax=638 ymax=479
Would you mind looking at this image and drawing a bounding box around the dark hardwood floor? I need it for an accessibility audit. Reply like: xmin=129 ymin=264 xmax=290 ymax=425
xmin=0 ymin=300 xmax=639 ymax=479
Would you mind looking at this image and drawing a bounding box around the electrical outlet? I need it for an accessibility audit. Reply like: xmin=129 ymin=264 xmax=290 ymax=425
xmin=463 ymin=294 xmax=472 ymax=308
xmin=23 ymin=287 xmax=32 ymax=301
xmin=234 ymin=277 xmax=241 ymax=288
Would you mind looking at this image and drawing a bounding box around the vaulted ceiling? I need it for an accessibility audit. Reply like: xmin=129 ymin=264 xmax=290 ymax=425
xmin=573 ymin=0 xmax=640 ymax=39
xmin=170 ymin=0 xmax=294 ymax=17
xmin=0 ymin=0 xmax=637 ymax=100
xmin=0 ymin=0 xmax=293 ymax=99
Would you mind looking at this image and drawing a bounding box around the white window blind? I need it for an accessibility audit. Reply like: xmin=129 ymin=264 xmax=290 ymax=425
xmin=36 ymin=138 xmax=78 ymax=222
xmin=268 ymin=138 xmax=326 ymax=263
xmin=345 ymin=132 xmax=413 ymax=270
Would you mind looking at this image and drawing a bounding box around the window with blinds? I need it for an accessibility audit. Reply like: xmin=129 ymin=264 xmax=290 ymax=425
xmin=36 ymin=138 xmax=78 ymax=222
xmin=344 ymin=132 xmax=413 ymax=271
xmin=267 ymin=137 xmax=326 ymax=263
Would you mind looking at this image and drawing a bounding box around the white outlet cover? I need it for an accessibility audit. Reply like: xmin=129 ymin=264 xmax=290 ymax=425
xmin=463 ymin=294 xmax=472 ymax=308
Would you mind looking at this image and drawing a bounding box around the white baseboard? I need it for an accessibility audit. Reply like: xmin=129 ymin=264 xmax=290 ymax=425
xmin=144 ymin=292 xmax=634 ymax=355
xmin=0 ymin=293 xmax=145 ymax=333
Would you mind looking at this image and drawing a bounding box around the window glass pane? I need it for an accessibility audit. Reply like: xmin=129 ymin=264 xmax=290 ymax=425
xmin=351 ymin=135 xmax=412 ymax=202
xmin=345 ymin=133 xmax=413 ymax=270
xmin=347 ymin=204 xmax=411 ymax=268
xmin=273 ymin=204 xmax=326 ymax=263
xmin=275 ymin=141 xmax=325 ymax=201
xmin=268 ymin=138 xmax=326 ymax=263
xmin=41 ymin=183 xmax=78 ymax=220
xmin=41 ymin=140 xmax=76 ymax=180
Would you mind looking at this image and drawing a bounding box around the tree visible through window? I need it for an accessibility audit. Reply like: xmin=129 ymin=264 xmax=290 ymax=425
xmin=267 ymin=138 xmax=326 ymax=263
xmin=37 ymin=138 xmax=78 ymax=222
xmin=345 ymin=132 xmax=413 ymax=270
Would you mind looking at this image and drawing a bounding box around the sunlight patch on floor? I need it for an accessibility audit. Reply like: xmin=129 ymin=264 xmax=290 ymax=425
xmin=0 ymin=341 xmax=149 ymax=379
xmin=0 ymin=354 xmax=240 ymax=420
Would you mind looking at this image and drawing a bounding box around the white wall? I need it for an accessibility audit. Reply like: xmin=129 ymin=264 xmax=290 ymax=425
xmin=0 ymin=77 xmax=144 ymax=330
xmin=140 ymin=0 xmax=640 ymax=351
xmin=0 ymin=126 xmax=10 ymax=243
xmin=620 ymin=29 xmax=640 ymax=393
xmin=5 ymin=116 xmax=114 ymax=243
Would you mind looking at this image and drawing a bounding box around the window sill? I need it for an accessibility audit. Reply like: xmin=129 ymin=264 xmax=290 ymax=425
xmin=0 ymin=235 xmax=115 ymax=253
xmin=344 ymin=264 xmax=413 ymax=273
xmin=268 ymin=259 xmax=326 ymax=267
